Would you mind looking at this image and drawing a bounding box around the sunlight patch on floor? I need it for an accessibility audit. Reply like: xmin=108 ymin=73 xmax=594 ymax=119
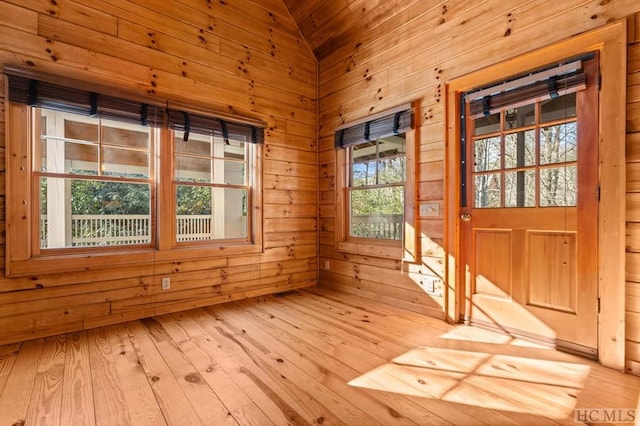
xmin=440 ymin=325 xmax=553 ymax=349
xmin=348 ymin=345 xmax=590 ymax=418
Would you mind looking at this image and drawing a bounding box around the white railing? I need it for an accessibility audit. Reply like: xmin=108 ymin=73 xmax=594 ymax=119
xmin=71 ymin=214 xmax=151 ymax=246
xmin=41 ymin=214 xmax=215 ymax=247
xmin=176 ymin=215 xmax=213 ymax=242
xmin=351 ymin=214 xmax=403 ymax=240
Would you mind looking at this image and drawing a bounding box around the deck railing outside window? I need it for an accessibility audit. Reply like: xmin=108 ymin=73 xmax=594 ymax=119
xmin=40 ymin=215 xmax=215 ymax=246
xmin=350 ymin=214 xmax=403 ymax=240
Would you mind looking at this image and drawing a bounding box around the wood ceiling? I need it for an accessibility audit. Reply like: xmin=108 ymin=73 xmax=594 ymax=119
xmin=283 ymin=0 xmax=423 ymax=60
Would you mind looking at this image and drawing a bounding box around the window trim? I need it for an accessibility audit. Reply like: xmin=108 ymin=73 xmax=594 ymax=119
xmin=4 ymin=71 xmax=265 ymax=277
xmin=335 ymin=104 xmax=417 ymax=261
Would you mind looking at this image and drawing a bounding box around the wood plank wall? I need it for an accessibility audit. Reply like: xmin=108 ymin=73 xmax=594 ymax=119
xmin=317 ymin=0 xmax=640 ymax=338
xmin=626 ymin=13 xmax=640 ymax=374
xmin=0 ymin=0 xmax=318 ymax=345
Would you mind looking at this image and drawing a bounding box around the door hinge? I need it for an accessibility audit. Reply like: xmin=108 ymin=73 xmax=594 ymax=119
xmin=596 ymin=297 xmax=601 ymax=314
xmin=597 ymin=186 xmax=601 ymax=202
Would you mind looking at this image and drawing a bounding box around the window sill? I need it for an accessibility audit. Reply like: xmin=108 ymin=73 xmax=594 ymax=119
xmin=6 ymin=243 xmax=263 ymax=277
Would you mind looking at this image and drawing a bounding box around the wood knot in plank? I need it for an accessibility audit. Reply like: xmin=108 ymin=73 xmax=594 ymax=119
xmin=388 ymin=408 xmax=401 ymax=418
xmin=184 ymin=373 xmax=202 ymax=383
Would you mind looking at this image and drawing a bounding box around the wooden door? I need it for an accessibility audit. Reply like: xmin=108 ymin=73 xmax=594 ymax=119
xmin=460 ymin=57 xmax=599 ymax=356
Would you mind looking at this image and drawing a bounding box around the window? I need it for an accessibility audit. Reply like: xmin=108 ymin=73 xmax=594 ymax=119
xmin=173 ymin=128 xmax=254 ymax=243
xmin=37 ymin=110 xmax=155 ymax=249
xmin=348 ymin=136 xmax=406 ymax=240
xmin=335 ymin=104 xmax=415 ymax=259
xmin=5 ymin=71 xmax=264 ymax=275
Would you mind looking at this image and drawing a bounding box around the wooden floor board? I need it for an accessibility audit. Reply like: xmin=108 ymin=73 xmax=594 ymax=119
xmin=0 ymin=287 xmax=638 ymax=425
xmin=0 ymin=339 xmax=45 ymax=425
xmin=61 ymin=332 xmax=96 ymax=426
xmin=156 ymin=312 xmax=272 ymax=425
xmin=125 ymin=321 xmax=202 ymax=425
xmin=0 ymin=343 xmax=21 ymax=398
xmin=197 ymin=308 xmax=338 ymax=425
xmin=88 ymin=326 xmax=136 ymax=426
xmin=232 ymin=300 xmax=450 ymax=425
xmin=104 ymin=324 xmax=162 ymax=426
xmin=208 ymin=303 xmax=383 ymax=425
xmin=139 ymin=318 xmax=236 ymax=425
xmin=26 ymin=335 xmax=66 ymax=425
xmin=177 ymin=309 xmax=301 ymax=425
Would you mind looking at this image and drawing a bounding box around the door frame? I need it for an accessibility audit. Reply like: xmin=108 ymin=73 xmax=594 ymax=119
xmin=444 ymin=21 xmax=626 ymax=370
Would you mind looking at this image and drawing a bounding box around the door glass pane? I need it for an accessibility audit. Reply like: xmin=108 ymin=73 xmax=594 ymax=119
xmin=505 ymin=130 xmax=535 ymax=169
xmin=540 ymin=123 xmax=577 ymax=165
xmin=474 ymin=173 xmax=501 ymax=208
xmin=505 ymin=170 xmax=536 ymax=207
xmin=474 ymin=112 xmax=500 ymax=135
xmin=540 ymin=93 xmax=577 ymax=123
xmin=540 ymin=166 xmax=577 ymax=206
xmin=474 ymin=137 xmax=501 ymax=172
xmin=504 ymin=104 xmax=535 ymax=129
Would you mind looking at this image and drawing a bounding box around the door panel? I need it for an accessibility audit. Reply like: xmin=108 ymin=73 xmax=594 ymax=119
xmin=527 ymin=231 xmax=577 ymax=313
xmin=474 ymin=229 xmax=512 ymax=298
xmin=461 ymin=55 xmax=599 ymax=354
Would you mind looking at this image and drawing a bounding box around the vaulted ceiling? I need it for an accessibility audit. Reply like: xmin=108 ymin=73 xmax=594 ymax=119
xmin=282 ymin=0 xmax=423 ymax=60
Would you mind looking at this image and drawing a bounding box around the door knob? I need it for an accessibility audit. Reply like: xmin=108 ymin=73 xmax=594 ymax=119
xmin=460 ymin=214 xmax=471 ymax=222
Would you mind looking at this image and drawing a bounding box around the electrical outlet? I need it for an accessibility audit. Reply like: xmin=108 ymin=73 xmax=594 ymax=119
xmin=324 ymin=260 xmax=330 ymax=270
xmin=161 ymin=277 xmax=170 ymax=290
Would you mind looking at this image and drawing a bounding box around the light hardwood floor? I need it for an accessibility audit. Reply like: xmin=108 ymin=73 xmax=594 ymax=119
xmin=0 ymin=286 xmax=638 ymax=425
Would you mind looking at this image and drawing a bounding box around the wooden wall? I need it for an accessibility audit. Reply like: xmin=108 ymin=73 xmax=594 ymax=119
xmin=317 ymin=0 xmax=640 ymax=336
xmin=626 ymin=13 xmax=640 ymax=374
xmin=0 ymin=0 xmax=318 ymax=345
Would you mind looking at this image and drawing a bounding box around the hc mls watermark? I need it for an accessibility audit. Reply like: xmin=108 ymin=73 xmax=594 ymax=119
xmin=574 ymin=409 xmax=636 ymax=423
